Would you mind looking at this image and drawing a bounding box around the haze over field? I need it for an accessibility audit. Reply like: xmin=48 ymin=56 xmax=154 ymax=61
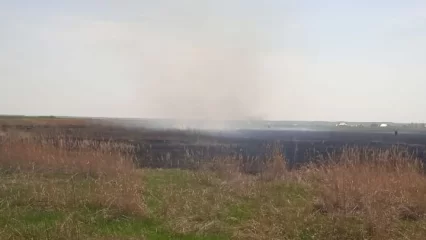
xmin=1 ymin=1 xmax=426 ymax=122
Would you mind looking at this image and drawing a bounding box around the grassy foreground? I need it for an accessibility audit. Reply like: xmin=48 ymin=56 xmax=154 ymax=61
xmin=0 ymin=134 xmax=426 ymax=239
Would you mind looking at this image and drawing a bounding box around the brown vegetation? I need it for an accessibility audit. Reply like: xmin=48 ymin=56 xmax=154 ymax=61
xmin=0 ymin=132 xmax=145 ymax=228
xmin=305 ymin=147 xmax=426 ymax=238
xmin=0 ymin=116 xmax=90 ymax=127
xmin=0 ymin=130 xmax=426 ymax=239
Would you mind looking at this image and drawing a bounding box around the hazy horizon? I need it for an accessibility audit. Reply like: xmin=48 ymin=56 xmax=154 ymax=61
xmin=0 ymin=114 xmax=421 ymax=125
xmin=2 ymin=1 xmax=426 ymax=123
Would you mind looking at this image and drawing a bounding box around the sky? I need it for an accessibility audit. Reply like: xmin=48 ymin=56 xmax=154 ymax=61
xmin=1 ymin=0 xmax=426 ymax=122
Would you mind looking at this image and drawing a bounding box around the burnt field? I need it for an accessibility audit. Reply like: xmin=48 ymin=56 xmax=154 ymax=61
xmin=2 ymin=118 xmax=426 ymax=173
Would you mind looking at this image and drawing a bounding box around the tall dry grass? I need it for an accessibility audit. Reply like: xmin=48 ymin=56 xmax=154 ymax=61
xmin=304 ymin=146 xmax=426 ymax=238
xmin=1 ymin=127 xmax=426 ymax=239
xmin=0 ymin=132 xmax=135 ymax=175
xmin=195 ymin=145 xmax=426 ymax=239
xmin=0 ymin=131 xmax=145 ymax=217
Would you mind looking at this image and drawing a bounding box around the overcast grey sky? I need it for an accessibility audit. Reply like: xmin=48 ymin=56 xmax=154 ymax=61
xmin=1 ymin=0 xmax=426 ymax=122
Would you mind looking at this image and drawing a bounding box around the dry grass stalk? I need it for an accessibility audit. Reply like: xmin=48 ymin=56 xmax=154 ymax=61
xmin=0 ymin=132 xmax=145 ymax=217
xmin=305 ymin=147 xmax=426 ymax=237
xmin=0 ymin=132 xmax=135 ymax=176
xmin=259 ymin=143 xmax=289 ymax=181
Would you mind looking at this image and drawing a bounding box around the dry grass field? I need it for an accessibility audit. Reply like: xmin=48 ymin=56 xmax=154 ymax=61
xmin=0 ymin=129 xmax=425 ymax=239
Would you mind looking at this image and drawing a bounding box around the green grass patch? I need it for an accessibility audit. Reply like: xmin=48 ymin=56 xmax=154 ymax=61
xmin=1 ymin=168 xmax=426 ymax=239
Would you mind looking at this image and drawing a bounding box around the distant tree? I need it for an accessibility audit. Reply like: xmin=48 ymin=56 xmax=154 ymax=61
xmin=370 ymin=123 xmax=379 ymax=128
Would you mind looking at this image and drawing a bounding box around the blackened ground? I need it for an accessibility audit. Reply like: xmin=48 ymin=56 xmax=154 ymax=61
xmin=133 ymin=129 xmax=426 ymax=173
xmin=2 ymin=123 xmax=426 ymax=173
